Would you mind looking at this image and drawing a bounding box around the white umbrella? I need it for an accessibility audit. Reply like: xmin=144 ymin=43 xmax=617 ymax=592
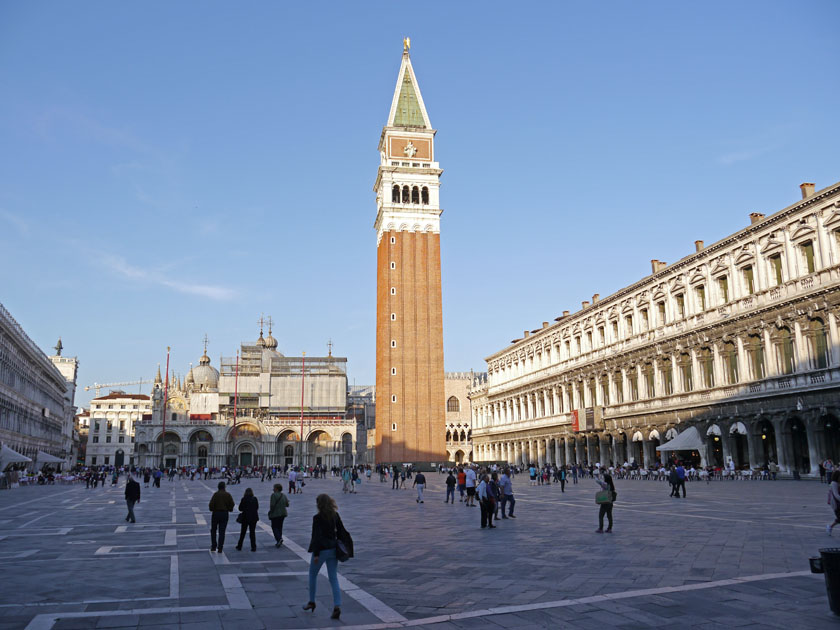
xmin=0 ymin=444 xmax=32 ymax=470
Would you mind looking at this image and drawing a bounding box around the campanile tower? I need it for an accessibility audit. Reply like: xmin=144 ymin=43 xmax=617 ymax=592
xmin=374 ymin=39 xmax=445 ymax=465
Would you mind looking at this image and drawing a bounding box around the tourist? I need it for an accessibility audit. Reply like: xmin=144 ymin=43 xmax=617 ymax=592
xmin=445 ymin=469 xmax=456 ymax=504
xmin=499 ymin=467 xmax=516 ymax=519
xmin=594 ymin=473 xmax=616 ymax=533
xmin=477 ymin=474 xmax=495 ymax=529
xmin=209 ymin=481 xmax=234 ymax=553
xmin=529 ymin=463 xmax=537 ymax=486
xmin=124 ymin=475 xmax=140 ymax=523
xmin=571 ymin=465 xmax=578 ymax=484
xmin=464 ymin=466 xmax=477 ymax=506
xmin=304 ymin=494 xmax=351 ymax=620
xmin=288 ymin=467 xmax=297 ymax=494
xmin=413 ymin=470 xmax=426 ymax=503
xmin=827 ymin=471 xmax=840 ymax=536
xmin=341 ymin=467 xmax=351 ymax=493
xmin=559 ymin=465 xmax=567 ymax=492
xmin=235 ymin=487 xmax=259 ymax=552
xmin=489 ymin=472 xmax=501 ymax=519
xmin=392 ymin=465 xmax=400 ymax=490
xmin=457 ymin=467 xmax=466 ymax=502
xmin=675 ymin=462 xmax=687 ymax=498
xmin=269 ymin=483 xmax=289 ymax=547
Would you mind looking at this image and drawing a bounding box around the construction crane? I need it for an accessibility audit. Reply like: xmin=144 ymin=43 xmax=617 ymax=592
xmin=85 ymin=379 xmax=153 ymax=397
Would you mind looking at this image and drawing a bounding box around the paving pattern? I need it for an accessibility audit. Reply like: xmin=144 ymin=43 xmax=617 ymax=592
xmin=0 ymin=472 xmax=838 ymax=629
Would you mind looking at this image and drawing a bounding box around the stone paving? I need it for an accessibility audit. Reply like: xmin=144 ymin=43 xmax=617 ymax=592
xmin=0 ymin=472 xmax=839 ymax=629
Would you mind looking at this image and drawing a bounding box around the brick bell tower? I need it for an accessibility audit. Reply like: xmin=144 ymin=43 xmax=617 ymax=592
xmin=374 ymin=39 xmax=445 ymax=466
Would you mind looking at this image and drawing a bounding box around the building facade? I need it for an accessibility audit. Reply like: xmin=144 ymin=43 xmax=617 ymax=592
xmin=0 ymin=303 xmax=78 ymax=469
xmin=136 ymin=328 xmax=357 ymax=470
xmin=374 ymin=40 xmax=446 ymax=465
xmin=471 ymin=181 xmax=840 ymax=477
xmin=348 ymin=385 xmax=375 ymax=466
xmin=85 ymin=392 xmax=150 ymax=467
xmin=444 ymin=372 xmax=485 ymax=464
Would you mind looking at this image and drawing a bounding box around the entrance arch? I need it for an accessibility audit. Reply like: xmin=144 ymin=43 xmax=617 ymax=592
xmin=307 ymin=430 xmax=334 ymax=468
xmin=156 ymin=431 xmax=182 ymax=468
xmin=341 ymin=433 xmax=353 ymax=467
xmin=454 ymin=449 xmax=465 ymax=464
xmin=757 ymin=418 xmax=777 ymax=465
xmin=789 ymin=417 xmax=810 ymax=474
xmin=729 ymin=422 xmax=748 ymax=468
xmin=190 ymin=430 xmax=213 ymax=468
xmin=277 ymin=430 xmax=299 ymax=467
xmin=115 ymin=449 xmax=125 ymax=468
xmin=706 ymin=424 xmax=723 ymax=467
xmin=229 ymin=424 xmax=262 ymax=467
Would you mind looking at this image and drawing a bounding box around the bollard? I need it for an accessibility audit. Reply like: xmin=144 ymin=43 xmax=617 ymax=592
xmin=814 ymin=548 xmax=840 ymax=615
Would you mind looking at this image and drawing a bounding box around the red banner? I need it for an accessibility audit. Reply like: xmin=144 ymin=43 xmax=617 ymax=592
xmin=571 ymin=409 xmax=579 ymax=432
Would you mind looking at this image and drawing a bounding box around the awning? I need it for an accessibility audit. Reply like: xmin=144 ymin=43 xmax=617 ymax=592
xmin=658 ymin=426 xmax=706 ymax=452
xmin=35 ymin=451 xmax=64 ymax=464
xmin=0 ymin=444 xmax=32 ymax=468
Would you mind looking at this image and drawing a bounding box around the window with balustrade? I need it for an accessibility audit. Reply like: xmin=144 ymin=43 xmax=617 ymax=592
xmin=679 ymin=353 xmax=693 ymax=391
xmin=723 ymin=341 xmax=739 ymax=384
xmin=808 ymin=318 xmax=829 ymax=369
xmin=775 ymin=326 xmax=795 ymax=375
xmin=699 ymin=347 xmax=715 ymax=388
xmin=747 ymin=334 xmax=766 ymax=380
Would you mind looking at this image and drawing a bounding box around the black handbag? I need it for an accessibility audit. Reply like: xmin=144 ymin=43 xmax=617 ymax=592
xmin=334 ymin=519 xmax=352 ymax=562
xmin=236 ymin=513 xmax=244 ymax=524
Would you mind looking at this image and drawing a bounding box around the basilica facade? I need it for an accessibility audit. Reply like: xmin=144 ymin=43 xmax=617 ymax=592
xmin=135 ymin=326 xmax=357 ymax=470
xmin=470 ymin=181 xmax=840 ymax=477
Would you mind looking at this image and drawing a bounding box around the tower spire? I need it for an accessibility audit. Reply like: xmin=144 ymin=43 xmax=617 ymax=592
xmin=386 ymin=38 xmax=431 ymax=129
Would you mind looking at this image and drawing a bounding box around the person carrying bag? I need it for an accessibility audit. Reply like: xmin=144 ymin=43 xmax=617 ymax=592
xmin=594 ymin=473 xmax=617 ymax=534
xmin=303 ymin=494 xmax=353 ymax=620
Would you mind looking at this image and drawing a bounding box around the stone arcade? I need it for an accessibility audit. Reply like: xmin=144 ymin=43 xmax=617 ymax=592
xmin=471 ymin=182 xmax=840 ymax=476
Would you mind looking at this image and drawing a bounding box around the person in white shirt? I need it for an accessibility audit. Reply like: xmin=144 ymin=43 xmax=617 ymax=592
xmin=288 ymin=468 xmax=297 ymax=494
xmin=464 ymin=467 xmax=477 ymax=507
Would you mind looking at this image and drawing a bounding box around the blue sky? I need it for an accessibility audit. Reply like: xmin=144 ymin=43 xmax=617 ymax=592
xmin=1 ymin=1 xmax=838 ymax=408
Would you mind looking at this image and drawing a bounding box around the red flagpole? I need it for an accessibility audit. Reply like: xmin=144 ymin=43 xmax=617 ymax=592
xmin=232 ymin=350 xmax=239 ymax=466
xmin=299 ymin=352 xmax=306 ymax=468
xmin=161 ymin=346 xmax=170 ymax=467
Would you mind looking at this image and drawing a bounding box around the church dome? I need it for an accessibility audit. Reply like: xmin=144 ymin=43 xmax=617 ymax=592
xmin=192 ymin=351 xmax=219 ymax=390
xmin=265 ymin=330 xmax=278 ymax=350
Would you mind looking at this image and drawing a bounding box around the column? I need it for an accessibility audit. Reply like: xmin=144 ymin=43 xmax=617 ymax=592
xmin=746 ymin=417 xmax=759 ymax=468
xmin=564 ymin=436 xmax=572 ymax=467
xmin=537 ymin=440 xmax=545 ymax=467
xmin=774 ymin=416 xmax=792 ymax=474
xmin=555 ymin=439 xmax=563 ymax=466
xmin=599 ymin=435 xmax=610 ymax=468
xmin=806 ymin=415 xmax=821 ymax=476
xmin=552 ymin=387 xmax=561 ymax=417
xmin=642 ymin=439 xmax=651 ymax=468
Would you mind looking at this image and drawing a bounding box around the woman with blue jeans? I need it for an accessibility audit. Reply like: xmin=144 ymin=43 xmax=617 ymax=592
xmin=303 ymin=494 xmax=351 ymax=620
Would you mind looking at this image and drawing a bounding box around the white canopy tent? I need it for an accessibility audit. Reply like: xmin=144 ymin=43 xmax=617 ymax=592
xmin=0 ymin=444 xmax=32 ymax=470
xmin=35 ymin=451 xmax=64 ymax=468
xmin=658 ymin=426 xmax=707 ymax=461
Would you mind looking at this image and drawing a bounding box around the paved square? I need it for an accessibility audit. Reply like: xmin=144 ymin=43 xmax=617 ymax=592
xmin=0 ymin=473 xmax=838 ymax=629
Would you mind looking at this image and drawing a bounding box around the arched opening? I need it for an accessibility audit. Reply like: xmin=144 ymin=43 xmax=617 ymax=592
xmin=447 ymin=396 xmax=460 ymax=412
xmin=307 ymin=430 xmax=332 ymax=468
xmin=455 ymin=450 xmax=465 ymax=464
xmin=277 ymin=430 xmax=299 ymax=467
xmin=757 ymin=418 xmax=777 ymax=465
xmin=706 ymin=424 xmax=723 ymax=467
xmin=649 ymin=429 xmax=661 ymax=463
xmin=156 ymin=431 xmax=181 ymax=468
xmin=391 ymin=185 xmax=400 ymax=203
xmin=747 ymin=333 xmax=766 ymax=380
xmin=723 ymin=341 xmax=739 ymax=384
xmin=115 ymin=449 xmax=125 ymax=468
xmin=775 ymin=326 xmax=795 ymax=375
xmin=401 ymin=186 xmax=409 ymax=203
xmin=824 ymin=416 xmax=840 ymax=462
xmin=229 ymin=424 xmax=261 ymax=467
xmin=789 ymin=418 xmax=810 ymax=474
xmin=446 ymin=430 xmax=452 ymax=442
xmin=460 ymin=430 xmax=466 ymax=442
xmin=341 ymin=433 xmax=353 ymax=467
xmin=632 ymin=431 xmax=644 ymax=464
xmin=411 ymin=186 xmax=420 ymax=204
xmin=190 ymin=430 xmax=213 ymax=467
xmin=421 ymin=187 xmax=429 ymax=204
xmin=729 ymin=422 xmax=748 ymax=468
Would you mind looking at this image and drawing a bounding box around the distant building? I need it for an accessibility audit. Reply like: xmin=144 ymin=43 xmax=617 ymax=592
xmin=0 ymin=303 xmax=78 ymax=469
xmin=85 ymin=392 xmax=151 ymax=467
xmin=135 ymin=324 xmax=357 ymax=469
xmin=75 ymin=409 xmax=90 ymax=465
xmin=348 ymin=385 xmax=375 ymax=465
xmin=443 ymin=372 xmax=486 ymax=464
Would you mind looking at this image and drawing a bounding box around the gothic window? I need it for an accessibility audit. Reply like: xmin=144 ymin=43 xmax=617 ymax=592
xmin=800 ymin=240 xmax=816 ymax=274
xmin=769 ymin=254 xmax=783 ymax=286
xmin=460 ymin=430 xmax=466 ymax=441
xmin=421 ymin=187 xmax=429 ymax=204
xmin=402 ymin=186 xmax=410 ymax=203
xmin=747 ymin=334 xmax=765 ymax=380
xmin=284 ymin=445 xmax=294 ymax=457
xmin=446 ymin=430 xmax=452 ymax=441
xmin=742 ymin=266 xmax=755 ymax=294
xmin=411 ymin=186 xmax=420 ymax=204
xmin=447 ymin=396 xmax=460 ymax=412
xmin=699 ymin=347 xmax=715 ymax=388
xmin=391 ymin=185 xmax=400 ymax=203
xmin=809 ymin=318 xmax=829 ymax=369
xmin=775 ymin=327 xmax=795 ymax=375
xmin=723 ymin=341 xmax=739 ymax=384
xmin=679 ymin=353 xmax=693 ymax=392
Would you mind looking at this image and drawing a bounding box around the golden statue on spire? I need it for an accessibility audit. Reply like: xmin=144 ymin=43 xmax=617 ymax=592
xmin=403 ymin=36 xmax=410 ymax=53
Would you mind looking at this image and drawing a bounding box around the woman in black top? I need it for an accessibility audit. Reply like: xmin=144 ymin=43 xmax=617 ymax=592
xmin=303 ymin=494 xmax=351 ymax=619
xmin=235 ymin=487 xmax=259 ymax=551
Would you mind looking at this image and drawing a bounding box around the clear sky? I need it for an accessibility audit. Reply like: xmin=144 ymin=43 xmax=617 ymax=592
xmin=1 ymin=1 xmax=838 ymax=408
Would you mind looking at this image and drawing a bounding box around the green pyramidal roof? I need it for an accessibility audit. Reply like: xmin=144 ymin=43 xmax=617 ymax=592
xmin=393 ymin=67 xmax=426 ymax=128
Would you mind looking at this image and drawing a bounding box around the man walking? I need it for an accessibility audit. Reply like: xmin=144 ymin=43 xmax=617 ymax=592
xmin=499 ymin=468 xmax=516 ymax=519
xmin=559 ymin=466 xmax=567 ymax=492
xmin=675 ymin=462 xmax=687 ymax=498
xmin=445 ymin=470 xmax=456 ymax=504
xmin=413 ymin=471 xmax=426 ymax=503
xmin=124 ymin=475 xmax=140 ymax=523
xmin=464 ymin=466 xmax=477 ymax=507
xmin=209 ymin=481 xmax=235 ymax=552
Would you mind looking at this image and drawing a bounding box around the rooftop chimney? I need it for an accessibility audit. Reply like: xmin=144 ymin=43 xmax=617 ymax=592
xmin=800 ymin=182 xmax=815 ymax=199
xmin=563 ymin=310 xmax=570 ymax=317
xmin=542 ymin=321 xmax=549 ymax=329
xmin=523 ymin=330 xmax=530 ymax=339
xmin=651 ymin=259 xmax=667 ymax=273
xmin=592 ymin=293 xmax=600 ymax=303
xmin=582 ymin=300 xmax=590 ymax=309
xmin=695 ymin=240 xmax=704 ymax=252
xmin=749 ymin=212 xmax=765 ymax=225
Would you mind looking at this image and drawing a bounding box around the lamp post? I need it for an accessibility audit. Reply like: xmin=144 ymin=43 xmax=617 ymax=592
xmin=229 ymin=349 xmax=239 ymax=469
xmin=160 ymin=346 xmax=170 ymax=468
